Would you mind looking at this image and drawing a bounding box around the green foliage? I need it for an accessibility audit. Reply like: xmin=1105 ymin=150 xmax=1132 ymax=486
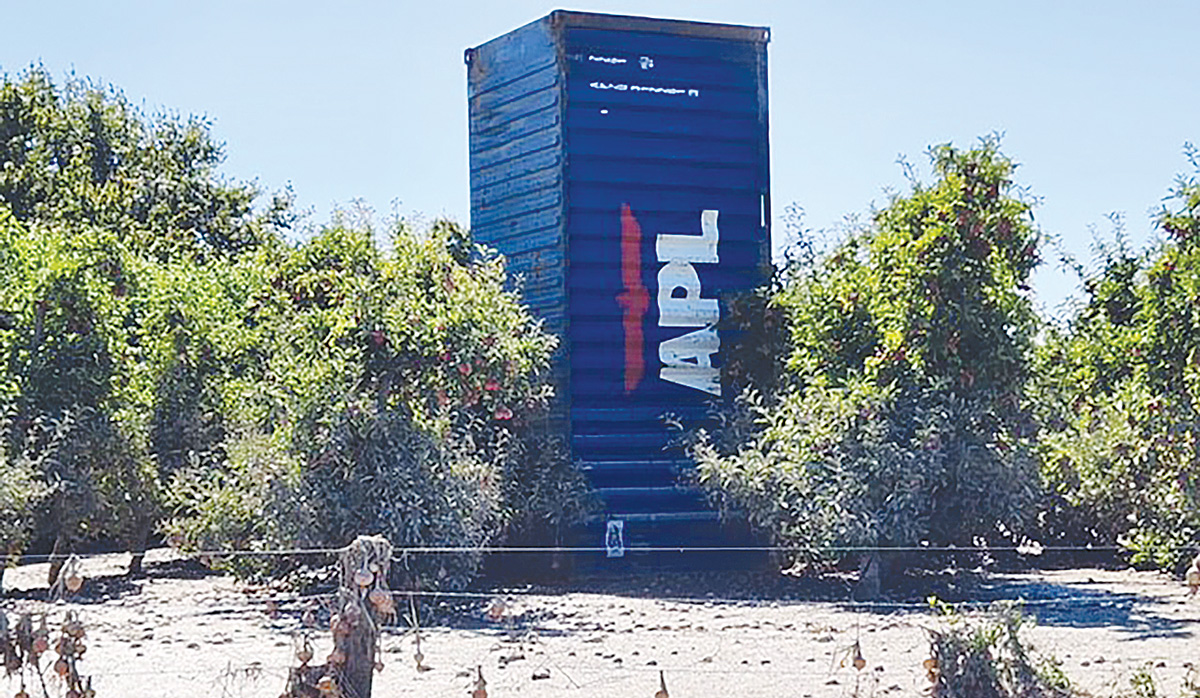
xmin=1034 ymin=145 xmax=1200 ymax=568
xmin=0 ymin=215 xmax=128 ymax=557
xmin=927 ymin=600 xmax=1074 ymax=698
xmin=29 ymin=407 xmax=152 ymax=554
xmin=297 ymin=407 xmax=500 ymax=589
xmin=782 ymin=140 xmax=1040 ymax=392
xmin=166 ymin=215 xmax=570 ymax=588
xmin=0 ymin=205 xmax=241 ymax=566
xmin=0 ymin=66 xmax=582 ymax=592
xmin=0 ymin=66 xmax=288 ymax=259
xmin=163 ymin=429 xmax=302 ymax=574
xmin=0 ymin=65 xmax=290 ymax=571
xmin=1117 ymin=662 xmax=1200 ymax=698
xmin=489 ymin=429 xmax=598 ymax=546
xmin=1126 ymin=664 xmax=1164 ymax=698
xmin=700 ymin=384 xmax=1039 ymax=554
xmin=0 ymin=68 xmax=580 ymax=587
xmin=0 ymin=408 xmax=47 ymax=559
xmin=697 ymin=138 xmax=1042 ymax=563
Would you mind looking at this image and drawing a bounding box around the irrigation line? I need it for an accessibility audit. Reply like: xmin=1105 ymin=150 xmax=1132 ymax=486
xmin=396 ymin=544 xmax=1133 ymax=555
xmin=11 ymin=546 xmax=350 ymax=564
xmin=9 ymin=543 xmax=1137 ymax=564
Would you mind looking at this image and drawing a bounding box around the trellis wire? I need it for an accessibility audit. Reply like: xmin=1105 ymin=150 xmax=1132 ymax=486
xmin=9 ymin=542 xmax=1143 ymax=564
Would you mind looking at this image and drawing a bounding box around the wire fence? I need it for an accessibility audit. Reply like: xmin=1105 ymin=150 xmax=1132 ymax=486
xmin=7 ymin=542 xmax=1137 ymax=564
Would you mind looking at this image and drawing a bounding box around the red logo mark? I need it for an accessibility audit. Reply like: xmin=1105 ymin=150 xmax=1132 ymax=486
xmin=617 ymin=204 xmax=649 ymax=394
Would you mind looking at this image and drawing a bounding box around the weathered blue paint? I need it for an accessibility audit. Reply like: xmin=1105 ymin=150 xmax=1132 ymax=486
xmin=467 ymin=11 xmax=770 ymax=551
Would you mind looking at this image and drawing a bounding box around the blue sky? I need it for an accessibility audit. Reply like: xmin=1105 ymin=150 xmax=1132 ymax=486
xmin=3 ymin=1 xmax=1198 ymax=318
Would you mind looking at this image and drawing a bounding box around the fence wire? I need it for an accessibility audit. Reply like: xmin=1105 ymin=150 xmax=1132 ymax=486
xmin=8 ymin=542 xmax=1137 ymax=564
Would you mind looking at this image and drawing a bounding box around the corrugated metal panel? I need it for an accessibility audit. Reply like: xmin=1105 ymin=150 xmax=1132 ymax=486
xmin=466 ymin=15 xmax=570 ymax=425
xmin=468 ymin=11 xmax=770 ymax=555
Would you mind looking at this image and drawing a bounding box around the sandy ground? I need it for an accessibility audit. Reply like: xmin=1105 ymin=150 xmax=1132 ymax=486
xmin=2 ymin=550 xmax=1198 ymax=698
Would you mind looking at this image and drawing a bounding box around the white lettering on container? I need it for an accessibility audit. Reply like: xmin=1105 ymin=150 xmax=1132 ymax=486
xmin=656 ymin=210 xmax=721 ymax=396
xmin=657 ymin=262 xmax=718 ymax=327
xmin=589 ymin=82 xmax=700 ymax=97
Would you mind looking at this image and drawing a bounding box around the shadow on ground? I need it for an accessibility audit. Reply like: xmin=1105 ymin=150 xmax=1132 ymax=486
xmin=445 ymin=564 xmax=1199 ymax=641
xmin=1 ymin=555 xmax=219 ymax=604
xmin=977 ymin=573 xmax=1197 ymax=639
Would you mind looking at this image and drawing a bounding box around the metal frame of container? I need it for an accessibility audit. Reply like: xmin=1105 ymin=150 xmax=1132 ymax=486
xmin=467 ymin=10 xmax=770 ymax=551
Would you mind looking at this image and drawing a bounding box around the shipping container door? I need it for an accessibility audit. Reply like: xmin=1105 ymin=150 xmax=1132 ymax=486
xmin=561 ymin=22 xmax=769 ymax=541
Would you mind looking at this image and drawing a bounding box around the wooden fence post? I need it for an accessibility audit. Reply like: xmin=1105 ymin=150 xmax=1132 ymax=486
xmin=334 ymin=535 xmax=394 ymax=698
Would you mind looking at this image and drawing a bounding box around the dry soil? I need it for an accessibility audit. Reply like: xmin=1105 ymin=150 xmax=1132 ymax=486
xmin=2 ymin=550 xmax=1198 ymax=698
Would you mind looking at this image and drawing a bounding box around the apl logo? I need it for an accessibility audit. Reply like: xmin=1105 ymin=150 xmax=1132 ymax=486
xmin=617 ymin=205 xmax=721 ymax=397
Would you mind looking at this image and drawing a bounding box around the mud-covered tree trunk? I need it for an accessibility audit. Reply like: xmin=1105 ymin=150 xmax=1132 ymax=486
xmin=852 ymin=550 xmax=914 ymax=601
xmin=0 ymin=543 xmax=18 ymax=593
xmin=852 ymin=553 xmax=881 ymax=601
xmin=335 ymin=536 xmax=394 ymax=698
xmin=127 ymin=522 xmax=154 ymax=577
xmin=47 ymin=533 xmax=67 ymax=587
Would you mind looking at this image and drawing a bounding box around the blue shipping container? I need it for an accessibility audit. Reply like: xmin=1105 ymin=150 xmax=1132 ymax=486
xmin=467 ymin=11 xmax=771 ymax=553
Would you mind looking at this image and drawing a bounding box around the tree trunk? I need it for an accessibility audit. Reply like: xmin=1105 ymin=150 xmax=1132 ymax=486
xmin=47 ymin=533 xmax=67 ymax=587
xmin=32 ymin=300 xmax=46 ymax=350
xmin=128 ymin=524 xmax=152 ymax=577
xmin=853 ymin=550 xmax=915 ymax=601
xmin=334 ymin=536 xmax=394 ymax=698
xmin=852 ymin=553 xmax=882 ymax=601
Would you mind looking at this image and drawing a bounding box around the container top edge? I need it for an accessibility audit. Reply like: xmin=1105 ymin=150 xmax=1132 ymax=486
xmin=465 ymin=9 xmax=771 ymax=57
xmin=549 ymin=9 xmax=770 ymax=43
